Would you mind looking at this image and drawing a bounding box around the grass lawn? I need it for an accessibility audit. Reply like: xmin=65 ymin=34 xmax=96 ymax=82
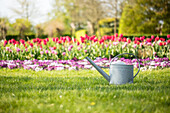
xmin=0 ymin=68 xmax=170 ymax=113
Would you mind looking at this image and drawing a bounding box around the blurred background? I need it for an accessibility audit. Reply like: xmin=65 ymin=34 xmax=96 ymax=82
xmin=0 ymin=0 xmax=169 ymax=40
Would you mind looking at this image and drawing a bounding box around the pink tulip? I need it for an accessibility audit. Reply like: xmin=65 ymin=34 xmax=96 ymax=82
xmin=133 ymin=44 xmax=137 ymax=48
xmin=6 ymin=47 xmax=10 ymax=51
xmin=40 ymin=51 xmax=44 ymax=55
xmin=62 ymin=52 xmax=66 ymax=56
xmin=45 ymin=50 xmax=48 ymax=54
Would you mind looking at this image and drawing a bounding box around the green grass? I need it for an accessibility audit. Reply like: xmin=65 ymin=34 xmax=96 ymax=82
xmin=0 ymin=68 xmax=170 ymax=113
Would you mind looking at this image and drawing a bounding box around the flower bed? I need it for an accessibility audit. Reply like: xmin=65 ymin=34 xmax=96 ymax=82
xmin=1 ymin=34 xmax=170 ymax=60
xmin=0 ymin=57 xmax=169 ymax=71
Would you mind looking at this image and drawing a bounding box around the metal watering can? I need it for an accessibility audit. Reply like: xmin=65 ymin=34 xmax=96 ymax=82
xmin=86 ymin=53 xmax=140 ymax=85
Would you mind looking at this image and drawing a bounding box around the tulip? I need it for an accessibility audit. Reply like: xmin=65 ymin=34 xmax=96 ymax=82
xmin=159 ymin=42 xmax=163 ymax=46
xmin=133 ymin=44 xmax=137 ymax=48
xmin=54 ymin=51 xmax=58 ymax=55
xmin=167 ymin=40 xmax=170 ymax=44
xmin=6 ymin=47 xmax=10 ymax=51
xmin=30 ymin=43 xmax=33 ymax=48
xmin=146 ymin=38 xmax=152 ymax=42
xmin=127 ymin=39 xmax=131 ymax=43
xmin=16 ymin=48 xmax=20 ymax=52
xmin=160 ymin=38 xmax=165 ymax=41
xmin=68 ymin=47 xmax=72 ymax=51
xmin=115 ymin=33 xmax=118 ymax=37
xmin=45 ymin=50 xmax=48 ymax=54
xmin=62 ymin=52 xmax=66 ymax=56
xmin=155 ymin=37 xmax=159 ymax=41
xmin=40 ymin=51 xmax=44 ymax=55
xmin=53 ymin=46 xmax=56 ymax=50
xmin=119 ymin=34 xmax=123 ymax=38
xmin=151 ymin=35 xmax=154 ymax=40
xmin=78 ymin=47 xmax=81 ymax=51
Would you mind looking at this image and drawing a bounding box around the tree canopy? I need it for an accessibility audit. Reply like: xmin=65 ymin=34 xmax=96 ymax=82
xmin=119 ymin=0 xmax=170 ymax=34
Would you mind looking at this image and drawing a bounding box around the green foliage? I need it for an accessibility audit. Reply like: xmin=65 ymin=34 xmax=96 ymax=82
xmin=97 ymin=18 xmax=119 ymax=36
xmin=11 ymin=18 xmax=34 ymax=39
xmin=0 ymin=18 xmax=10 ymax=40
xmin=119 ymin=0 xmax=170 ymax=34
xmin=0 ymin=68 xmax=169 ymax=112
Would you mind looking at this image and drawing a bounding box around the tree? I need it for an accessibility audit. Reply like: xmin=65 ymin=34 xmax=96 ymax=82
xmin=11 ymin=0 xmax=39 ymax=21
xmin=13 ymin=18 xmax=32 ymax=39
xmin=119 ymin=0 xmax=170 ymax=34
xmin=44 ymin=19 xmax=65 ymax=37
xmin=82 ymin=0 xmax=106 ymax=36
xmin=102 ymin=0 xmax=125 ymax=34
xmin=52 ymin=0 xmax=85 ymax=36
xmin=0 ymin=18 xmax=10 ymax=40
xmin=35 ymin=24 xmax=44 ymax=38
xmin=52 ymin=0 xmax=106 ymax=36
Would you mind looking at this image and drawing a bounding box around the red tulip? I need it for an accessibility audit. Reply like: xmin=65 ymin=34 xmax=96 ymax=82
xmin=93 ymin=38 xmax=98 ymax=43
xmin=155 ymin=37 xmax=159 ymax=41
xmin=3 ymin=40 xmax=8 ymax=46
xmin=140 ymin=37 xmax=145 ymax=41
xmin=167 ymin=40 xmax=170 ymax=44
xmin=16 ymin=41 xmax=20 ymax=45
xmin=111 ymin=36 xmax=115 ymax=41
xmin=115 ymin=33 xmax=118 ymax=37
xmin=163 ymin=42 xmax=166 ymax=45
xmin=127 ymin=39 xmax=131 ymax=43
xmin=136 ymin=41 xmax=140 ymax=45
xmin=151 ymin=35 xmax=154 ymax=40
xmin=53 ymin=46 xmax=56 ymax=50
xmin=33 ymin=39 xmax=37 ymax=43
xmin=122 ymin=37 xmax=127 ymax=42
xmin=167 ymin=34 xmax=170 ymax=38
xmin=30 ymin=43 xmax=33 ymax=48
xmin=45 ymin=38 xmax=49 ymax=42
xmin=58 ymin=41 xmax=62 ymax=44
xmin=85 ymin=34 xmax=90 ymax=40
xmin=159 ymin=42 xmax=163 ymax=46
xmin=8 ymin=40 xmax=12 ymax=44
xmin=160 ymin=38 xmax=165 ymax=41
xmin=20 ymin=39 xmax=25 ymax=44
xmin=146 ymin=38 xmax=152 ymax=42
xmin=118 ymin=37 xmax=121 ymax=42
xmin=119 ymin=34 xmax=123 ymax=38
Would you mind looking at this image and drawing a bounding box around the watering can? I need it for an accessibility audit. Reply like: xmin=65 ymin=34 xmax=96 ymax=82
xmin=86 ymin=53 xmax=140 ymax=85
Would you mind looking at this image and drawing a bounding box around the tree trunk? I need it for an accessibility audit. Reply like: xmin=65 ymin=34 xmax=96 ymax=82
xmin=97 ymin=22 xmax=101 ymax=38
xmin=114 ymin=0 xmax=118 ymax=34
xmin=92 ymin=22 xmax=95 ymax=35
xmin=70 ymin=23 xmax=76 ymax=37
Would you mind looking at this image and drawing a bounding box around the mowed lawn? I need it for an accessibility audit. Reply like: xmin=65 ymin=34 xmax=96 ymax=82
xmin=0 ymin=68 xmax=170 ymax=113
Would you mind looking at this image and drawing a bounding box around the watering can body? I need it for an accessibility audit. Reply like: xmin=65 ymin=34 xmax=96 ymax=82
xmin=86 ymin=53 xmax=140 ymax=85
xmin=109 ymin=64 xmax=134 ymax=84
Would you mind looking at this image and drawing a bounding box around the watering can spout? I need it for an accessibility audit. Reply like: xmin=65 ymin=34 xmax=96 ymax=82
xmin=86 ymin=57 xmax=110 ymax=82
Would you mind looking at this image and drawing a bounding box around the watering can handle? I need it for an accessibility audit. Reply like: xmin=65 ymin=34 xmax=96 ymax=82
xmin=109 ymin=53 xmax=140 ymax=78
